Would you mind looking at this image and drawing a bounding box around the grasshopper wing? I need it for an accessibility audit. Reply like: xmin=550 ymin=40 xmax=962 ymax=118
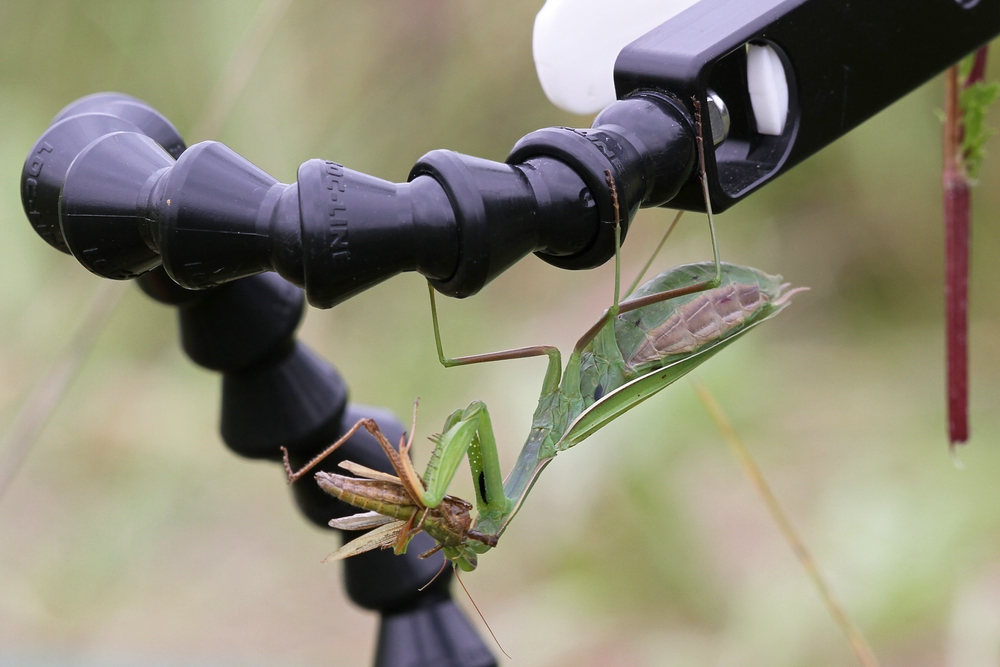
xmin=329 ymin=511 xmax=398 ymax=531
xmin=321 ymin=520 xmax=406 ymax=562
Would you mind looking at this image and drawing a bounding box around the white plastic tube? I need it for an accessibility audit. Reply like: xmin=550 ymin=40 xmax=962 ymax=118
xmin=533 ymin=0 xmax=700 ymax=115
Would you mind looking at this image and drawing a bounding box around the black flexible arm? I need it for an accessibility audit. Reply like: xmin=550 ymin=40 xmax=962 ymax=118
xmin=138 ymin=265 xmax=495 ymax=666
xmin=17 ymin=91 xmax=700 ymax=666
xmin=22 ymin=91 xmax=696 ymax=307
xmin=23 ymin=94 xmax=502 ymax=667
xmin=23 ymin=0 xmax=1000 ymax=309
xmin=18 ymin=4 xmax=999 ymax=664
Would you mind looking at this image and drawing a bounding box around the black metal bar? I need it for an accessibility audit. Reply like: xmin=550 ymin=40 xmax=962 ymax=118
xmin=615 ymin=0 xmax=1000 ymax=211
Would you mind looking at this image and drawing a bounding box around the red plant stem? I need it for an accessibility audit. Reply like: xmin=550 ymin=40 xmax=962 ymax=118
xmin=943 ymin=195 xmax=969 ymax=444
xmin=967 ymin=46 xmax=989 ymax=86
xmin=943 ymin=60 xmax=972 ymax=445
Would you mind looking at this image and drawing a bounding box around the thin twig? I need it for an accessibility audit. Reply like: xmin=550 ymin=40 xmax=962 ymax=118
xmin=0 ymin=0 xmax=294 ymax=502
xmin=691 ymin=377 xmax=881 ymax=667
xmin=0 ymin=282 xmax=126 ymax=500
xmin=190 ymin=0 xmax=296 ymax=141
xmin=943 ymin=45 xmax=995 ymax=446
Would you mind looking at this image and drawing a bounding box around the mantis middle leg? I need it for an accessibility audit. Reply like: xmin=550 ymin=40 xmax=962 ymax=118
xmin=423 ymin=283 xmax=562 ymax=530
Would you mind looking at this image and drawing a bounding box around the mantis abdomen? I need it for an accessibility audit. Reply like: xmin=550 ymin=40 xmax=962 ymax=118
xmin=628 ymin=281 xmax=767 ymax=364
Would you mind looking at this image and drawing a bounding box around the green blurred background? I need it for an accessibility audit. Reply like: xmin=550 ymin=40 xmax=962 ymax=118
xmin=1 ymin=2 xmax=1000 ymax=665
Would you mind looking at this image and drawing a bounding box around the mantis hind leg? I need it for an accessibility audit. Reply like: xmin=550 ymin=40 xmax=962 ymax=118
xmin=575 ymin=100 xmax=724 ymax=352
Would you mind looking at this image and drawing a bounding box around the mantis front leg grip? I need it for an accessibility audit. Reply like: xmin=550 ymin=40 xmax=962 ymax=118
xmin=22 ymin=92 xmax=696 ymax=307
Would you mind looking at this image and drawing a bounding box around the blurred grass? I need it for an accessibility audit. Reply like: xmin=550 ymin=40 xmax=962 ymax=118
xmin=1 ymin=2 xmax=1000 ymax=666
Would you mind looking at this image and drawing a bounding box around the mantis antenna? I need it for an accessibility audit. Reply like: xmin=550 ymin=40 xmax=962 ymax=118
xmin=609 ymin=169 xmax=623 ymax=313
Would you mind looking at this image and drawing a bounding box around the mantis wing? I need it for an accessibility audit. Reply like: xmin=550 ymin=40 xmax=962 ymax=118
xmin=559 ymin=316 xmax=774 ymax=451
xmin=321 ymin=520 xmax=406 ymax=562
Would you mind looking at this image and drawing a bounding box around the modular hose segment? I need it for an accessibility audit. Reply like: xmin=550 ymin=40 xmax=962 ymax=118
xmin=16 ymin=86 xmax=700 ymax=666
xmin=136 ymin=264 xmax=496 ymax=667
xmin=22 ymin=92 xmax=696 ymax=308
xmin=23 ymin=93 xmax=501 ymax=667
xmin=18 ymin=91 xmax=700 ymax=667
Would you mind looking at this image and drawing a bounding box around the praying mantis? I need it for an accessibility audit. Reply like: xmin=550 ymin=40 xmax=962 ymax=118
xmin=283 ymin=106 xmax=806 ymax=572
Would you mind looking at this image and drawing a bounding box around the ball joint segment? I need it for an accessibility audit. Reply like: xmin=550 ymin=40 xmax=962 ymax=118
xmin=22 ymin=91 xmax=696 ymax=307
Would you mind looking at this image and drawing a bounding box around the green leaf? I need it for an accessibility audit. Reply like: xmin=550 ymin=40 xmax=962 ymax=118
xmin=960 ymin=78 xmax=1000 ymax=179
xmin=959 ymin=53 xmax=976 ymax=83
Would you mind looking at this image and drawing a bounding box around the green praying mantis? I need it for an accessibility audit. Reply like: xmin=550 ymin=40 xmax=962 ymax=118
xmin=282 ymin=106 xmax=806 ymax=572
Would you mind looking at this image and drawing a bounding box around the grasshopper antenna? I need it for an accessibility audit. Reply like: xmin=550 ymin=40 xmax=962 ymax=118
xmin=455 ymin=568 xmax=511 ymax=660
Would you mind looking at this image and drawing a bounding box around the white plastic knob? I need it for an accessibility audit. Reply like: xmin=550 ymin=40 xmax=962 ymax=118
xmin=532 ymin=0 xmax=700 ymax=115
xmin=746 ymin=43 xmax=789 ymax=136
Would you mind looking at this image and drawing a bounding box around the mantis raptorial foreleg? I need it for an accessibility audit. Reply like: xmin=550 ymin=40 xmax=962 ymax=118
xmin=297 ymin=90 xmax=807 ymax=574
xmin=418 ymin=401 xmax=512 ymax=517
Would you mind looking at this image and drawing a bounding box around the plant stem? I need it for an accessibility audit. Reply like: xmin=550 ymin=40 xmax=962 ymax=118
xmin=943 ymin=62 xmax=969 ymax=445
xmin=941 ymin=44 xmax=991 ymax=446
xmin=0 ymin=281 xmax=126 ymax=501
xmin=692 ymin=378 xmax=881 ymax=667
